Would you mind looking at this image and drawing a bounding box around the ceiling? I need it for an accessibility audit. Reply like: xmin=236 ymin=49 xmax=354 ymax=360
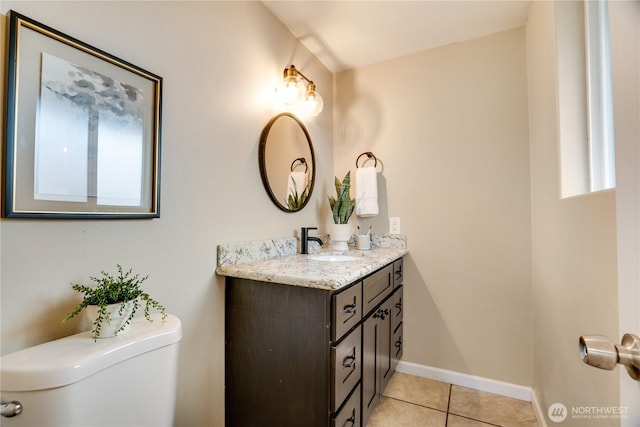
xmin=263 ymin=0 xmax=532 ymax=72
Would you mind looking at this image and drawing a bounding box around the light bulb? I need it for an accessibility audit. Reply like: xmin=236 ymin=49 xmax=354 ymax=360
xmin=276 ymin=67 xmax=303 ymax=105
xmin=302 ymin=83 xmax=324 ymax=116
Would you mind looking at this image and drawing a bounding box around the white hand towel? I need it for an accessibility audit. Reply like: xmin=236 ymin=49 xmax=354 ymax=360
xmin=287 ymin=171 xmax=308 ymax=200
xmin=356 ymin=166 xmax=378 ymax=217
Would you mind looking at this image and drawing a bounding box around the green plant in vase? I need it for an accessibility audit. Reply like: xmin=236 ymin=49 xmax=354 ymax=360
xmin=62 ymin=265 xmax=166 ymax=340
xmin=328 ymin=172 xmax=355 ymax=250
xmin=328 ymin=171 xmax=355 ymax=224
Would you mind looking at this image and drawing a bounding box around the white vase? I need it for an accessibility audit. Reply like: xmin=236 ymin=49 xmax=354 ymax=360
xmin=85 ymin=300 xmax=135 ymax=338
xmin=331 ymin=223 xmax=351 ymax=251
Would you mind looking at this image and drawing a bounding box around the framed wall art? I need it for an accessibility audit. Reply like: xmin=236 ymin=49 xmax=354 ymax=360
xmin=4 ymin=11 xmax=162 ymax=218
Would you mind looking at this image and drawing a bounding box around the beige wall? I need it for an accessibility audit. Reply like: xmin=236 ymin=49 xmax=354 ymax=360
xmin=527 ymin=1 xmax=620 ymax=424
xmin=0 ymin=2 xmax=333 ymax=426
xmin=335 ymin=27 xmax=533 ymax=387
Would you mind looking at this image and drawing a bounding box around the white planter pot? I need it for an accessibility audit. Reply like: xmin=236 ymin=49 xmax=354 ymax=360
xmin=330 ymin=223 xmax=351 ymax=251
xmin=85 ymin=300 xmax=135 ymax=338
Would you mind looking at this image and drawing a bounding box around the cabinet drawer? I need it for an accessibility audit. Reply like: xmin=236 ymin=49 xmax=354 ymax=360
xmin=363 ymin=264 xmax=393 ymax=315
xmin=332 ymin=282 xmax=362 ymax=341
xmin=331 ymin=384 xmax=361 ymax=427
xmin=391 ymin=286 xmax=403 ymax=333
xmin=393 ymin=258 xmax=403 ymax=288
xmin=331 ymin=326 xmax=361 ymax=412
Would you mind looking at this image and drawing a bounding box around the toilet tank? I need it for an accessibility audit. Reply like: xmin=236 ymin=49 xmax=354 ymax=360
xmin=1 ymin=313 xmax=182 ymax=427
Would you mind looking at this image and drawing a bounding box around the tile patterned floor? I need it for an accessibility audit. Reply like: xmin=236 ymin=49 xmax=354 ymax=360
xmin=367 ymin=372 xmax=540 ymax=427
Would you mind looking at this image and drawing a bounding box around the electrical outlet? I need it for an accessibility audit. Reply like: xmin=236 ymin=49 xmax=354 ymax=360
xmin=389 ymin=217 xmax=401 ymax=234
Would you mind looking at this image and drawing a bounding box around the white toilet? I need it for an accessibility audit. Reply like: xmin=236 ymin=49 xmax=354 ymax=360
xmin=1 ymin=313 xmax=182 ymax=427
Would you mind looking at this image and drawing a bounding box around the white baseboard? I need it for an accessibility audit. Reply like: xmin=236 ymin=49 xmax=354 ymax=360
xmin=396 ymin=361 xmax=532 ymax=401
xmin=395 ymin=361 xmax=547 ymax=426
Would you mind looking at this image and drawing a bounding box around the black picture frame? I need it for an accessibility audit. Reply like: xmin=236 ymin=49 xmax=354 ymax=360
xmin=4 ymin=11 xmax=162 ymax=218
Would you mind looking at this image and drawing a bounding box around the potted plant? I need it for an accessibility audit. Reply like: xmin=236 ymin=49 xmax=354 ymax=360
xmin=328 ymin=171 xmax=355 ymax=250
xmin=62 ymin=265 xmax=166 ymax=340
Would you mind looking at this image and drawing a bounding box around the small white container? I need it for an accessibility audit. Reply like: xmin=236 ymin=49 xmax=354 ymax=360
xmin=356 ymin=234 xmax=371 ymax=250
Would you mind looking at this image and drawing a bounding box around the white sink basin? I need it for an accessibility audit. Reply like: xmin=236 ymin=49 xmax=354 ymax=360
xmin=308 ymin=254 xmax=361 ymax=262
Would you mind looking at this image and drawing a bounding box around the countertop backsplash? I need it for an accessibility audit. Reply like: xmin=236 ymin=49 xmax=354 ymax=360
xmin=217 ymin=234 xmax=406 ymax=268
xmin=216 ymin=237 xmax=298 ymax=268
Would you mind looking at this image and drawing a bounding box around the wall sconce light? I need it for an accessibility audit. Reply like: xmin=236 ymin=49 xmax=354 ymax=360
xmin=276 ymin=64 xmax=324 ymax=117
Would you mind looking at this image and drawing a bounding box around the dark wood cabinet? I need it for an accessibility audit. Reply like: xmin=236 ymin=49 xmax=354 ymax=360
xmin=225 ymin=257 xmax=403 ymax=427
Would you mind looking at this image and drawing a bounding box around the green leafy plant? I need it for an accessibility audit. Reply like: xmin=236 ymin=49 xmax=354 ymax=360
xmin=328 ymin=171 xmax=355 ymax=224
xmin=62 ymin=265 xmax=166 ymax=339
xmin=286 ymin=176 xmax=311 ymax=210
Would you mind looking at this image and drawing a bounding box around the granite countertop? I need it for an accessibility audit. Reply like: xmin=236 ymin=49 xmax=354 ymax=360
xmin=216 ymin=235 xmax=407 ymax=290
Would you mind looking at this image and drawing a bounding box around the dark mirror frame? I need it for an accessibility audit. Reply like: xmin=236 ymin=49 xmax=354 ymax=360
xmin=258 ymin=113 xmax=316 ymax=212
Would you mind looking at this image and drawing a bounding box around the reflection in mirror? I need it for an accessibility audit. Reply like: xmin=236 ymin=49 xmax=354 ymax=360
xmin=259 ymin=113 xmax=315 ymax=212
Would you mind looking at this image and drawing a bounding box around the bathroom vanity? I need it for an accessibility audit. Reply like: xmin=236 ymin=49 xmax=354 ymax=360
xmin=217 ymin=240 xmax=406 ymax=427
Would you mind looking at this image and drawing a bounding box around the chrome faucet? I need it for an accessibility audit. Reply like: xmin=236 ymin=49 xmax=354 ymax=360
xmin=301 ymin=227 xmax=324 ymax=254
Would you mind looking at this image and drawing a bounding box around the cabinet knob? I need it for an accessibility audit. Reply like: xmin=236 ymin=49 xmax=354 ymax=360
xmin=374 ymin=308 xmax=390 ymax=320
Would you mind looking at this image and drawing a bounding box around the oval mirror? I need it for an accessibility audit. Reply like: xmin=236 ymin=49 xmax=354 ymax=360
xmin=259 ymin=113 xmax=316 ymax=212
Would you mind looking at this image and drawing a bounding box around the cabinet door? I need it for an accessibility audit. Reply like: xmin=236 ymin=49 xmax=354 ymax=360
xmin=392 ymin=321 xmax=403 ymax=373
xmin=391 ymin=286 xmax=404 ymax=373
xmin=391 ymin=285 xmax=403 ymax=336
xmin=378 ymin=297 xmax=393 ymax=394
xmin=362 ymin=311 xmax=378 ymax=427
xmin=362 ymin=298 xmax=393 ymax=426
